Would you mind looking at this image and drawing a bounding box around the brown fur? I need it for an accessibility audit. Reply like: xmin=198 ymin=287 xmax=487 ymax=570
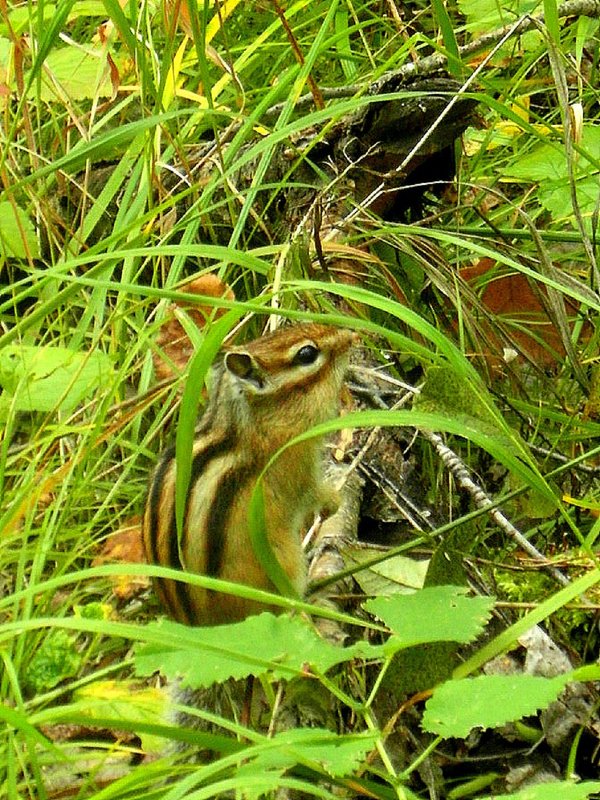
xmin=143 ymin=323 xmax=354 ymax=626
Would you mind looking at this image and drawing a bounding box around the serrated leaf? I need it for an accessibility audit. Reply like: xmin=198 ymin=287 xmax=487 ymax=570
xmin=456 ymin=0 xmax=521 ymax=29
xmin=502 ymin=125 xmax=600 ymax=232
xmin=503 ymin=142 xmax=567 ymax=182
xmin=486 ymin=780 xmax=600 ymax=800
xmin=135 ymin=614 xmax=377 ymax=689
xmin=0 ymin=345 xmax=112 ymax=416
xmin=364 ymin=586 xmax=494 ymax=650
xmin=224 ymin=768 xmax=285 ymax=800
xmin=0 ymin=5 xmax=56 ymax=37
xmin=457 ymin=0 xmax=541 ymax=42
xmin=422 ymin=672 xmax=572 ymax=738
xmin=0 ymin=201 xmax=39 ymax=258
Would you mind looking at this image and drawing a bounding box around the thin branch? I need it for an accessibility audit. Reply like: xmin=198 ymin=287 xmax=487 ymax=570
xmin=352 ymin=368 xmax=572 ymax=589
xmin=420 ymin=429 xmax=571 ymax=587
xmin=263 ymin=0 xmax=600 ymax=120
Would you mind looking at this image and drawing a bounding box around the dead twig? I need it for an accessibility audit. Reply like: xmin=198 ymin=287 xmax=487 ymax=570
xmin=264 ymin=0 xmax=600 ymax=120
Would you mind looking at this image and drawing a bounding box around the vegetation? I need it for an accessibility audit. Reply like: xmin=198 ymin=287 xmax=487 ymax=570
xmin=1 ymin=0 xmax=599 ymax=798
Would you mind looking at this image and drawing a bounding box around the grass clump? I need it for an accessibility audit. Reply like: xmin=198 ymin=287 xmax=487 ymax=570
xmin=1 ymin=0 xmax=599 ymax=797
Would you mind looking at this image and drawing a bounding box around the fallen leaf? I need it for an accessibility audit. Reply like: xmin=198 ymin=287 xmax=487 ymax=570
xmin=153 ymin=274 xmax=235 ymax=381
xmin=93 ymin=519 xmax=150 ymax=599
xmin=460 ymin=258 xmax=588 ymax=369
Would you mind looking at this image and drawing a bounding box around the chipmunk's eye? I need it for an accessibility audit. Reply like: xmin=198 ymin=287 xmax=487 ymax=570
xmin=292 ymin=344 xmax=320 ymax=366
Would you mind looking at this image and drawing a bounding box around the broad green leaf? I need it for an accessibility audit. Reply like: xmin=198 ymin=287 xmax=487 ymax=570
xmin=539 ymin=176 xmax=600 ymax=230
xmin=0 ymin=3 xmax=104 ymax=39
xmin=364 ymin=586 xmax=494 ymax=650
xmin=484 ymin=780 xmax=600 ymax=800
xmin=457 ymin=0 xmax=540 ymax=38
xmin=70 ymin=1 xmax=107 ymax=18
xmin=0 ymin=344 xmax=112 ymax=416
xmin=0 ymin=5 xmax=56 ymax=37
xmin=506 ymin=142 xmax=568 ymax=182
xmin=0 ymin=201 xmax=39 ymax=258
xmin=221 ymin=770 xmax=285 ymax=800
xmin=135 ymin=614 xmax=379 ymax=689
xmin=501 ymin=123 xmax=600 ymax=229
xmin=422 ymin=672 xmax=572 ymax=738
xmin=504 ymin=125 xmax=600 ymax=183
xmin=32 ymin=46 xmax=119 ymax=101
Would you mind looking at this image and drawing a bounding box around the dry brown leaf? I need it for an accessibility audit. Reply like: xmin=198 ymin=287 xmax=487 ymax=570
xmin=153 ymin=274 xmax=235 ymax=381
xmin=92 ymin=518 xmax=150 ymax=599
xmin=460 ymin=258 xmax=588 ymax=369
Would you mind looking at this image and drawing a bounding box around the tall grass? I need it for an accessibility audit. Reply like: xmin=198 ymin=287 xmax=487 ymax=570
xmin=1 ymin=0 xmax=599 ymax=797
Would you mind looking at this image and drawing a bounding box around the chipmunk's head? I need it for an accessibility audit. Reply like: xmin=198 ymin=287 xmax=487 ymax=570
xmin=221 ymin=323 xmax=355 ymax=439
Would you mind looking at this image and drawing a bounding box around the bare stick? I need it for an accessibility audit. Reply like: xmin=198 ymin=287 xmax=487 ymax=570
xmin=264 ymin=0 xmax=600 ymax=119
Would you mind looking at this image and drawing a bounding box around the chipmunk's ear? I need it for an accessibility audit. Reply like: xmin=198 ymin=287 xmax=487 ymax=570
xmin=225 ymin=351 xmax=266 ymax=390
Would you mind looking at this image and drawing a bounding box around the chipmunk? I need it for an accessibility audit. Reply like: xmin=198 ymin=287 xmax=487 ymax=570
xmin=143 ymin=323 xmax=355 ymax=626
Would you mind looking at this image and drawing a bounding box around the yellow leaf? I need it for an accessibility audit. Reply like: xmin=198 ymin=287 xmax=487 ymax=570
xmin=75 ymin=681 xmax=168 ymax=753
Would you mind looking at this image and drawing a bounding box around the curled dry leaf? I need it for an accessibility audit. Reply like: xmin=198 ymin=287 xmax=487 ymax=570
xmin=153 ymin=274 xmax=235 ymax=382
xmin=460 ymin=258 xmax=590 ymax=370
xmin=92 ymin=518 xmax=150 ymax=599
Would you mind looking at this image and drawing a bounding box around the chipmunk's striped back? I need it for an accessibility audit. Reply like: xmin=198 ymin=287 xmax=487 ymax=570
xmin=143 ymin=323 xmax=354 ymax=626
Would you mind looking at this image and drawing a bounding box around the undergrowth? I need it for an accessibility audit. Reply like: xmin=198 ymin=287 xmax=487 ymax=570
xmin=1 ymin=0 xmax=599 ymax=798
